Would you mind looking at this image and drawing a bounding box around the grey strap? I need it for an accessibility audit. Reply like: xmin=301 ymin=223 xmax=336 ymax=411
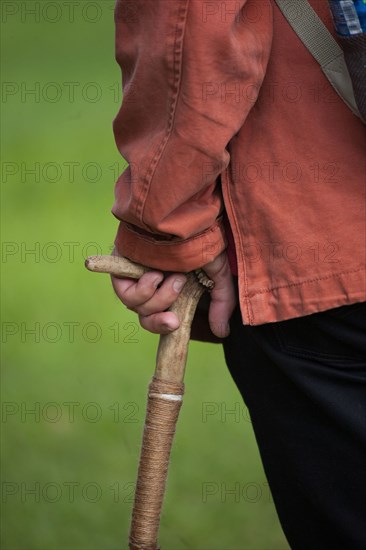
xmin=275 ymin=0 xmax=363 ymax=120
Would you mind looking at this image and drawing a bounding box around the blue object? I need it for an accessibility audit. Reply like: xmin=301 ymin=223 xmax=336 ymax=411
xmin=329 ymin=0 xmax=366 ymax=36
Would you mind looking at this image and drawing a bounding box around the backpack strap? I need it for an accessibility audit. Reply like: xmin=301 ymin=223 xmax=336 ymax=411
xmin=274 ymin=0 xmax=363 ymax=121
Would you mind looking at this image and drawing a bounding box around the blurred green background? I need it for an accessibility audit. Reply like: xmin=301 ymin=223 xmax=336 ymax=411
xmin=1 ymin=2 xmax=289 ymax=549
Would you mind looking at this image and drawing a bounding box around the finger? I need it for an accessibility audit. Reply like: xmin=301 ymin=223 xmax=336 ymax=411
xmin=134 ymin=274 xmax=187 ymax=316
xmin=138 ymin=311 xmax=180 ymax=334
xmin=111 ymin=271 xmax=164 ymax=309
xmin=207 ymin=259 xmax=236 ymax=338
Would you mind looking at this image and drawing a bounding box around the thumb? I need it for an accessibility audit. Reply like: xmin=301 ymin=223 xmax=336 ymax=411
xmin=203 ymin=252 xmax=237 ymax=338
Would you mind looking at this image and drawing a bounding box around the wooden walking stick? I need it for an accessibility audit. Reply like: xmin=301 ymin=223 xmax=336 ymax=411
xmin=85 ymin=255 xmax=213 ymax=550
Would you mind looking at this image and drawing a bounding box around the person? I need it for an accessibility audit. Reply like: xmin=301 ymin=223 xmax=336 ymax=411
xmin=110 ymin=1 xmax=366 ymax=548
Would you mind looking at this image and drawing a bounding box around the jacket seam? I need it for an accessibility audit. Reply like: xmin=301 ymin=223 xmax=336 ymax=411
xmin=246 ymin=266 xmax=366 ymax=297
xmin=222 ymin=167 xmax=254 ymax=324
xmin=137 ymin=0 xmax=190 ymax=229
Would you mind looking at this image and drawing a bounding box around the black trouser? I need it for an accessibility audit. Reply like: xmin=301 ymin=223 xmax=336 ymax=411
xmin=223 ymin=299 xmax=366 ymax=550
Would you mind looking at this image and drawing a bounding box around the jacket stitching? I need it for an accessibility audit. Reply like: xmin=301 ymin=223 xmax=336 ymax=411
xmin=247 ymin=266 xmax=366 ymax=297
xmin=222 ymin=167 xmax=254 ymax=324
xmin=137 ymin=1 xmax=189 ymax=228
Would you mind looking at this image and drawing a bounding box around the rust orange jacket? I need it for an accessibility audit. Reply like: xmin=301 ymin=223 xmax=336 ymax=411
xmin=112 ymin=0 xmax=366 ymax=325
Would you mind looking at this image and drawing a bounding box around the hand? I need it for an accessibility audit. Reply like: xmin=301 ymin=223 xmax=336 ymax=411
xmin=111 ymin=251 xmax=236 ymax=338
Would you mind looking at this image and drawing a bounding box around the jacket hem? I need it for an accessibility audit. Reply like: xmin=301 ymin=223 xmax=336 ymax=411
xmin=242 ymin=267 xmax=366 ymax=325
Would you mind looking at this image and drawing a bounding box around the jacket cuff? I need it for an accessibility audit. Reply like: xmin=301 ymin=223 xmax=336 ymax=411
xmin=114 ymin=219 xmax=227 ymax=273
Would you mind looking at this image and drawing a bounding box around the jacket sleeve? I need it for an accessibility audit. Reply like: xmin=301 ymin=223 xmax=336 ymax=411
xmin=112 ymin=0 xmax=273 ymax=272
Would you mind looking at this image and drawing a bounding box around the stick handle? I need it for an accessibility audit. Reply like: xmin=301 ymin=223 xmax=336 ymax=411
xmin=129 ymin=377 xmax=184 ymax=550
xmin=85 ymin=255 xmax=149 ymax=279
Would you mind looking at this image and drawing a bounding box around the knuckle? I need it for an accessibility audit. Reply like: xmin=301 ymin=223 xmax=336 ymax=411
xmin=139 ymin=315 xmax=158 ymax=334
xmin=136 ymin=304 xmax=151 ymax=316
xmin=159 ymin=283 xmax=180 ymax=303
xmin=138 ymin=315 xmax=149 ymax=330
xmin=137 ymin=284 xmax=155 ymax=301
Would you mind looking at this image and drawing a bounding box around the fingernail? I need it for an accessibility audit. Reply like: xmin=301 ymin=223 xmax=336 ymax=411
xmin=153 ymin=275 xmax=163 ymax=288
xmin=173 ymin=277 xmax=185 ymax=292
xmin=212 ymin=322 xmax=230 ymax=338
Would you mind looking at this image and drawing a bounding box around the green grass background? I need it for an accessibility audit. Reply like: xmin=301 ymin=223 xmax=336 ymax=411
xmin=1 ymin=3 xmax=289 ymax=549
